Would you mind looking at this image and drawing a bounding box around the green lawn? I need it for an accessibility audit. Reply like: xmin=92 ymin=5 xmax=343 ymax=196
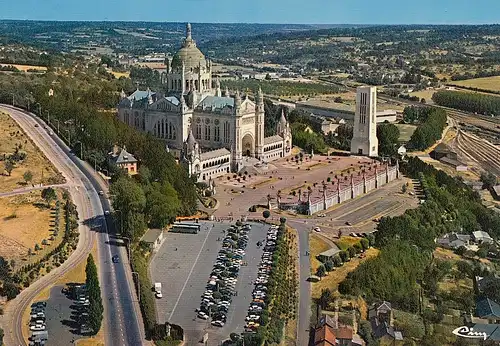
xmin=395 ymin=124 xmax=417 ymax=143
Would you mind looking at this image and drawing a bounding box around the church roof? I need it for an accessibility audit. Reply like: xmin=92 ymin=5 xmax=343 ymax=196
xmin=127 ymin=89 xmax=156 ymax=101
xmin=197 ymin=96 xmax=234 ymax=111
xmin=264 ymin=135 xmax=284 ymax=145
xmin=201 ymin=148 xmax=231 ymax=161
xmin=171 ymin=23 xmax=207 ymax=70
xmin=165 ymin=96 xmax=180 ymax=106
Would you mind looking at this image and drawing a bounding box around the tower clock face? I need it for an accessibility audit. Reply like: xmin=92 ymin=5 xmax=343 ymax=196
xmin=205 ymin=118 xmax=210 ymax=124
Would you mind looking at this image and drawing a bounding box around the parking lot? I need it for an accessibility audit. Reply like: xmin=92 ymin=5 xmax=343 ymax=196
xmin=28 ymin=284 xmax=89 ymax=346
xmin=150 ymin=221 xmax=270 ymax=345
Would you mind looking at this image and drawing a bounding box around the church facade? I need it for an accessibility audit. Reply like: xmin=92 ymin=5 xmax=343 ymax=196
xmin=117 ymin=23 xmax=292 ymax=182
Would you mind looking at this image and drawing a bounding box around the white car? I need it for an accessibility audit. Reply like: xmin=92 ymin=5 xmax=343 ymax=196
xmin=197 ymin=312 xmax=209 ymax=320
xmin=104 ymin=210 xmax=110 ymax=215
xmin=211 ymin=320 xmax=225 ymax=327
xmin=30 ymin=324 xmax=45 ymax=331
xmin=313 ymin=227 xmax=321 ymax=232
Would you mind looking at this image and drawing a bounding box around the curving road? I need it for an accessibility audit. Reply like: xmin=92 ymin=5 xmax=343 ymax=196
xmin=0 ymin=105 xmax=145 ymax=346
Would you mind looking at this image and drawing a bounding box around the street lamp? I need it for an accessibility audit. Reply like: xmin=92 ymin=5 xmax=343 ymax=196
xmin=35 ymin=103 xmax=42 ymax=117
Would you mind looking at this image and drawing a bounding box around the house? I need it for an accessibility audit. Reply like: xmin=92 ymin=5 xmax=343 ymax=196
xmin=476 ymin=298 xmax=500 ymax=324
xmin=314 ymin=324 xmax=336 ymax=346
xmin=315 ymin=314 xmax=365 ymax=346
xmin=140 ymin=228 xmax=164 ymax=251
xmin=473 ymin=231 xmax=493 ymax=244
xmin=475 ymin=276 xmax=500 ymax=295
xmin=317 ymin=248 xmax=342 ymax=263
xmin=492 ymin=185 xmax=500 ymax=201
xmin=368 ymin=301 xmax=404 ymax=342
xmin=108 ymin=145 xmax=138 ymax=176
xmin=397 ymin=145 xmax=407 ymax=156
xmin=436 ymin=232 xmax=471 ymax=250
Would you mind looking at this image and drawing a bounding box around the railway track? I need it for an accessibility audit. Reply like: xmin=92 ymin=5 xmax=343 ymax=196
xmin=454 ymin=130 xmax=500 ymax=177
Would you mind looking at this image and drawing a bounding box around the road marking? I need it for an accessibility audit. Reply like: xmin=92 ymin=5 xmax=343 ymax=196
xmin=168 ymin=225 xmax=214 ymax=321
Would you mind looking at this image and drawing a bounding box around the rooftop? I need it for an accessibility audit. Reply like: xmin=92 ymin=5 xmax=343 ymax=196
xmin=140 ymin=228 xmax=163 ymax=243
xmin=264 ymin=135 xmax=284 ymax=145
xmin=477 ymin=298 xmax=500 ymax=319
xmin=319 ymin=248 xmax=342 ymax=258
xmin=197 ymin=95 xmax=234 ymax=111
xmin=200 ymin=148 xmax=231 ymax=161
xmin=108 ymin=146 xmax=137 ymax=164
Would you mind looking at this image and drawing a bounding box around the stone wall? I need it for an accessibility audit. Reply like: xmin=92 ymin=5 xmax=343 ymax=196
xmin=292 ymin=165 xmax=399 ymax=215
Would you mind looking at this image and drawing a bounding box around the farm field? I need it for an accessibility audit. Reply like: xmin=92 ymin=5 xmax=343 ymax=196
xmin=0 ymin=111 xmax=63 ymax=192
xmin=451 ymin=76 xmax=500 ymax=92
xmin=0 ymin=63 xmax=47 ymax=72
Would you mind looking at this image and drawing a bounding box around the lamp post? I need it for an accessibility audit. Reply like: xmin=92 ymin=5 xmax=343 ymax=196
xmin=35 ymin=103 xmax=42 ymax=117
xmin=122 ymin=235 xmax=131 ymax=262
xmin=55 ymin=119 xmax=60 ymax=134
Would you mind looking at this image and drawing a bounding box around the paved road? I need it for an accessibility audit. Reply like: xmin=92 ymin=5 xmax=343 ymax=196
xmin=0 ymin=184 xmax=68 ymax=197
xmin=0 ymin=105 xmax=144 ymax=346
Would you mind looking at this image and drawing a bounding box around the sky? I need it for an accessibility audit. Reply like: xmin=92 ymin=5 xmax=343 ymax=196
xmin=2 ymin=0 xmax=500 ymax=24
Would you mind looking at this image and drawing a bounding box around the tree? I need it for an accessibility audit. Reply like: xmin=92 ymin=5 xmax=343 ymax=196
xmin=402 ymin=184 xmax=408 ymax=193
xmin=324 ymin=260 xmax=334 ymax=272
xmin=34 ymin=243 xmax=41 ymax=251
xmin=41 ymin=187 xmax=57 ymax=207
xmin=377 ymin=123 xmax=400 ymax=156
xmin=348 ymin=246 xmax=357 ymax=258
xmin=262 ymin=210 xmax=271 ymax=220
xmin=319 ymin=288 xmax=332 ymax=309
xmin=316 ymin=265 xmax=326 ymax=279
xmin=360 ymin=238 xmax=370 ymax=251
xmin=4 ymin=160 xmax=13 ymax=176
xmin=480 ymin=172 xmax=497 ymax=190
xmin=145 ymin=182 xmax=180 ymax=228
xmin=86 ymin=254 xmax=103 ymax=335
xmin=23 ymin=170 xmax=33 ymax=184
xmin=1 ymin=281 xmax=20 ymax=300
xmin=339 ymin=251 xmax=349 ymax=263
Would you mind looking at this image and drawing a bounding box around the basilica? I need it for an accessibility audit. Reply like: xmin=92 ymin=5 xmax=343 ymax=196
xmin=117 ymin=23 xmax=292 ymax=182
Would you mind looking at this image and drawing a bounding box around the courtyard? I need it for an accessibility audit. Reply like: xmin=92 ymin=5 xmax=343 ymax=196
xmin=150 ymin=221 xmax=270 ymax=345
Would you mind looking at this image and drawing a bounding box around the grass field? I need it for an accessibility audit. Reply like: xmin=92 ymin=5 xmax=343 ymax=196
xmin=0 ymin=192 xmax=54 ymax=261
xmin=451 ymin=76 xmax=500 ymax=92
xmin=410 ymin=89 xmax=437 ymax=102
xmin=335 ymin=236 xmax=362 ymax=250
xmin=395 ymin=124 xmax=417 ymax=143
xmin=0 ymin=111 xmax=63 ymax=192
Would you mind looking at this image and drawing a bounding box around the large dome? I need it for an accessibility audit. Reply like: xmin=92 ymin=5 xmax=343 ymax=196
xmin=171 ymin=23 xmax=207 ymax=71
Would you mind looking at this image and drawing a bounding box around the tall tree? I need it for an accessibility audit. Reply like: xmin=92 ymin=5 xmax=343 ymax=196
xmin=23 ymin=170 xmax=33 ymax=184
xmin=145 ymin=182 xmax=180 ymax=229
xmin=377 ymin=123 xmax=400 ymax=156
xmin=85 ymin=254 xmax=103 ymax=335
xmin=4 ymin=160 xmax=13 ymax=176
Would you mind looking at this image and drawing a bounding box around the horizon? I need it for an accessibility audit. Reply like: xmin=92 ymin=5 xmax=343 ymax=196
xmin=2 ymin=0 xmax=499 ymax=25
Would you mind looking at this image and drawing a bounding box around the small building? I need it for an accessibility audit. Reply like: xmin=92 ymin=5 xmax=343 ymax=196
xmin=476 ymin=298 xmax=500 ymax=324
xmin=140 ymin=228 xmax=164 ymax=251
xmin=430 ymin=143 xmax=458 ymax=161
xmin=108 ymin=145 xmax=138 ymax=175
xmin=439 ymin=156 xmax=468 ymax=171
xmin=397 ymin=145 xmax=407 ymax=156
xmin=369 ymin=301 xmax=403 ymax=343
xmin=473 ymin=231 xmax=494 ymax=244
xmin=317 ymin=248 xmax=342 ymax=263
xmin=376 ymin=110 xmax=398 ymax=123
xmin=436 ymin=232 xmax=471 ymax=250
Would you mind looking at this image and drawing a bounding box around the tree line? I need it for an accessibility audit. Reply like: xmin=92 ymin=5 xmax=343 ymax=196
xmin=432 ymin=90 xmax=500 ymax=116
xmin=405 ymin=106 xmax=447 ymax=151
